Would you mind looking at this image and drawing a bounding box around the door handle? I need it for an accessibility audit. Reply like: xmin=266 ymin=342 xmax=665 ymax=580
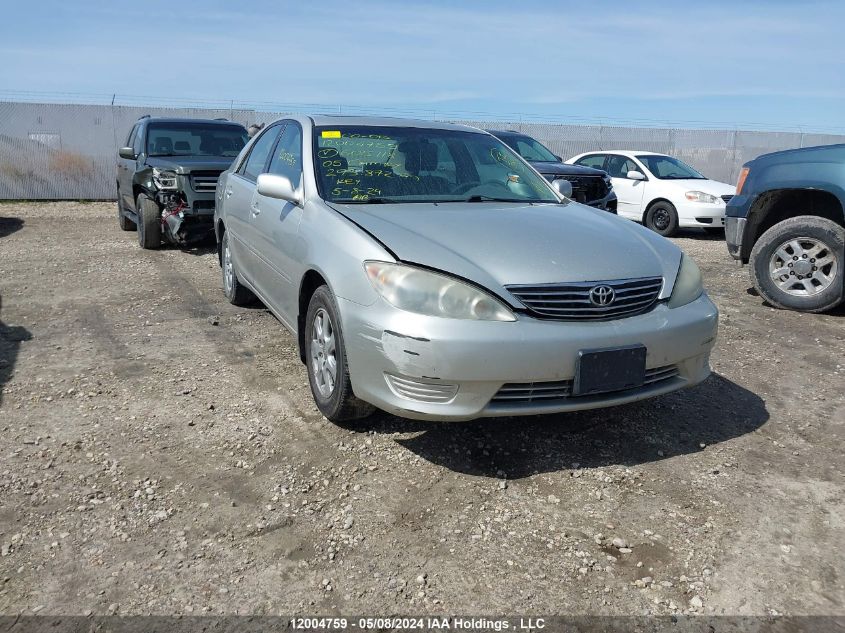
xmin=225 ymin=187 xmax=233 ymax=199
xmin=250 ymin=201 xmax=261 ymax=217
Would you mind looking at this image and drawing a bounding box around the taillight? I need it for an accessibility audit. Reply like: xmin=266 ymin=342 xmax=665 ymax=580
xmin=736 ymin=167 xmax=749 ymax=195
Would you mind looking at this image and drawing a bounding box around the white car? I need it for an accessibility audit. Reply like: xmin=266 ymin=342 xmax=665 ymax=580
xmin=566 ymin=151 xmax=735 ymax=237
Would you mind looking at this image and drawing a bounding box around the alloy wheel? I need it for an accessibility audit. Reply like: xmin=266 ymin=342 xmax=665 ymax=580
xmin=310 ymin=308 xmax=337 ymax=398
xmin=769 ymin=236 xmax=838 ymax=296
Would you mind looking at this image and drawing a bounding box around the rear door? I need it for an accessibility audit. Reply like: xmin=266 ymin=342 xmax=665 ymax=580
xmin=249 ymin=121 xmax=304 ymax=323
xmin=223 ymin=123 xmax=283 ymax=290
xmin=604 ymin=154 xmax=646 ymax=219
xmin=118 ymin=124 xmax=139 ymax=210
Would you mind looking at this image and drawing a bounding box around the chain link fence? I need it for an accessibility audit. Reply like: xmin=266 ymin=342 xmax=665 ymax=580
xmin=2 ymin=100 xmax=844 ymax=200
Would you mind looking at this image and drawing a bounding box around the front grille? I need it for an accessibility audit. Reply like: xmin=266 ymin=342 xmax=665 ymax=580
xmin=721 ymin=195 xmax=733 ymax=204
xmin=546 ymin=174 xmax=609 ymax=203
xmin=385 ymin=374 xmax=458 ymax=403
xmin=190 ymin=171 xmax=222 ymax=193
xmin=507 ymin=277 xmax=664 ymax=321
xmin=491 ymin=364 xmax=680 ymax=404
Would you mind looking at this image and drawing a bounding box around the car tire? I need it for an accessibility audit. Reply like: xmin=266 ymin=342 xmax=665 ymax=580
xmin=645 ymin=201 xmax=679 ymax=237
xmin=220 ymin=230 xmax=255 ymax=306
xmin=305 ymin=285 xmax=375 ymax=422
xmin=117 ymin=192 xmax=136 ymax=231
xmin=136 ymin=193 xmax=161 ymax=249
xmin=750 ymin=215 xmax=844 ymax=313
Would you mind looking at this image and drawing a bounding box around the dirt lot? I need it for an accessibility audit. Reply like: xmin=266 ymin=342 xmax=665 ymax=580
xmin=0 ymin=201 xmax=842 ymax=617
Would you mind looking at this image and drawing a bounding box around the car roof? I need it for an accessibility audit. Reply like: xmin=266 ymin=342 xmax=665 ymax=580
xmin=486 ymin=129 xmax=524 ymax=136
xmin=143 ymin=117 xmax=246 ymax=127
xmin=581 ymin=150 xmax=668 ymax=157
xmin=306 ymin=114 xmax=483 ymax=133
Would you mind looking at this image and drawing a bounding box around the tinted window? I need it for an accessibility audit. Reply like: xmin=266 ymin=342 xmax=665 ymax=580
xmin=132 ymin=125 xmax=144 ymax=154
xmin=267 ymin=123 xmax=302 ymax=184
xmin=313 ymin=126 xmax=557 ymax=204
xmin=576 ymin=154 xmax=606 ymax=170
xmin=605 ymin=155 xmax=640 ymax=178
xmin=503 ymin=136 xmax=558 ymax=162
xmin=146 ymin=122 xmax=248 ymax=157
xmin=126 ymin=124 xmax=138 ymax=147
xmin=240 ymin=125 xmax=282 ymax=182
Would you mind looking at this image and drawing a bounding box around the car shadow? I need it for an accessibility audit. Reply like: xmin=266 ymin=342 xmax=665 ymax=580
xmin=746 ymin=286 xmax=845 ymax=316
xmin=674 ymin=228 xmax=724 ymax=241
xmin=338 ymin=373 xmax=767 ymax=479
xmin=0 ymin=217 xmax=24 ymax=239
xmin=0 ymin=295 xmax=33 ymax=408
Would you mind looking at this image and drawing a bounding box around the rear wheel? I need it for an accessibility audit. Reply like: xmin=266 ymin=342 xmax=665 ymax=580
xmin=645 ymin=201 xmax=679 ymax=237
xmin=750 ymin=215 xmax=844 ymax=312
xmin=136 ymin=193 xmax=161 ymax=249
xmin=221 ymin=230 xmax=255 ymax=306
xmin=305 ymin=285 xmax=375 ymax=422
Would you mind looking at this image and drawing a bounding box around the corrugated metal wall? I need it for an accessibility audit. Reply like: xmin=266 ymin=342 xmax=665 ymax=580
xmin=2 ymin=100 xmax=844 ymax=199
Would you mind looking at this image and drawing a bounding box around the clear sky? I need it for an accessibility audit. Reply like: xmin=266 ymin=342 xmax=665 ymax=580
xmin=1 ymin=0 xmax=843 ymax=131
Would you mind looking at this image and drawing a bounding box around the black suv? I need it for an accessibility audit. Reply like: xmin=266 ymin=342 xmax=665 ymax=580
xmin=117 ymin=117 xmax=249 ymax=248
xmin=487 ymin=130 xmax=617 ymax=211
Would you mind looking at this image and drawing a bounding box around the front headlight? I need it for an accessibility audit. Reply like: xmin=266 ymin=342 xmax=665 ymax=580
xmin=152 ymin=167 xmax=178 ymax=190
xmin=685 ymin=190 xmax=719 ymax=204
xmin=364 ymin=261 xmax=516 ymax=321
xmin=668 ymin=254 xmax=703 ymax=308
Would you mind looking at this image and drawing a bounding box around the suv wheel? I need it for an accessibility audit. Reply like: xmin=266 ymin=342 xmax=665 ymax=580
xmin=645 ymin=201 xmax=679 ymax=237
xmin=136 ymin=193 xmax=161 ymax=249
xmin=305 ymin=285 xmax=375 ymax=422
xmin=221 ymin=230 xmax=255 ymax=306
xmin=117 ymin=192 xmax=135 ymax=231
xmin=750 ymin=215 xmax=844 ymax=312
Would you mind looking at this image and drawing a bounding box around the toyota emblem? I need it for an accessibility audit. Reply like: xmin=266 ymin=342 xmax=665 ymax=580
xmin=589 ymin=285 xmax=615 ymax=306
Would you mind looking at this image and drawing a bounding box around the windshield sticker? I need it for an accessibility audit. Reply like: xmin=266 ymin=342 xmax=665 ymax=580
xmin=321 ymin=130 xmax=341 ymax=138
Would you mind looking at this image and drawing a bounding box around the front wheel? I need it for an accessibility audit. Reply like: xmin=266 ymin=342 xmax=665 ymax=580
xmin=645 ymin=201 xmax=679 ymax=237
xmin=136 ymin=193 xmax=161 ymax=249
xmin=221 ymin=230 xmax=255 ymax=306
xmin=750 ymin=215 xmax=844 ymax=313
xmin=305 ymin=285 xmax=375 ymax=422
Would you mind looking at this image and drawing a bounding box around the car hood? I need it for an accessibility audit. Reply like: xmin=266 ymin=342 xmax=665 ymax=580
xmin=663 ymin=178 xmax=736 ymax=196
xmin=145 ymin=155 xmax=236 ymax=174
xmin=331 ymin=201 xmax=682 ymax=305
xmin=530 ymin=161 xmax=607 ymax=177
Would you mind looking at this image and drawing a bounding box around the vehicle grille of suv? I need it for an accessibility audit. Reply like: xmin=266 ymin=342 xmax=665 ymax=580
xmin=506 ymin=277 xmax=664 ymax=320
xmin=547 ymin=175 xmax=609 ymax=203
xmin=721 ymin=195 xmax=733 ymax=204
xmin=190 ymin=171 xmax=222 ymax=193
xmin=490 ymin=364 xmax=680 ymax=404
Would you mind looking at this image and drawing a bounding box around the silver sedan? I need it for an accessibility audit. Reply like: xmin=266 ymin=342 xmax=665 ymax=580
xmin=214 ymin=116 xmax=718 ymax=422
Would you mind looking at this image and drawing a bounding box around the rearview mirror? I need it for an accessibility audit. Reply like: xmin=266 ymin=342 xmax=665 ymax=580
xmin=627 ymin=170 xmax=646 ymax=181
xmin=257 ymin=173 xmax=302 ymax=205
xmin=551 ymin=179 xmax=573 ymax=199
xmin=119 ymin=147 xmax=137 ymax=160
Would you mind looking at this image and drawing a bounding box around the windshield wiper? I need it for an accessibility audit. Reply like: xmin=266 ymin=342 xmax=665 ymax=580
xmin=332 ymin=197 xmax=395 ymax=204
xmin=464 ymin=195 xmax=540 ymax=203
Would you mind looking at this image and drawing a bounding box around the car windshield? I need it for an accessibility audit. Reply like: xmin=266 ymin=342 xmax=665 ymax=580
xmin=636 ymin=155 xmax=706 ymax=180
xmin=500 ymin=134 xmax=559 ymax=163
xmin=147 ymin=123 xmax=248 ymax=157
xmin=313 ymin=126 xmax=559 ymax=204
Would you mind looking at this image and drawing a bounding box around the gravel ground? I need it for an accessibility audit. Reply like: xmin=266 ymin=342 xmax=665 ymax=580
xmin=0 ymin=201 xmax=842 ymax=617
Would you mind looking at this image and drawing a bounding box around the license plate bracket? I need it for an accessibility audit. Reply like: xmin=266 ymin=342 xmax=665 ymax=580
xmin=573 ymin=345 xmax=647 ymax=397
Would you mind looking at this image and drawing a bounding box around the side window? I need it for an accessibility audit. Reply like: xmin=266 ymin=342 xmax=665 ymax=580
xmin=132 ymin=125 xmax=144 ymax=155
xmin=126 ymin=125 xmax=138 ymax=148
xmin=576 ymin=154 xmax=606 ymax=170
xmin=605 ymin=155 xmax=639 ymax=178
xmin=267 ymin=123 xmax=302 ymax=184
xmin=239 ymin=124 xmax=282 ymax=182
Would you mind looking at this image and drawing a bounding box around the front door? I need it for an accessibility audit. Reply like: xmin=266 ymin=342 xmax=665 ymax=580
xmin=605 ymin=155 xmax=646 ymax=220
xmin=249 ymin=122 xmax=304 ymax=325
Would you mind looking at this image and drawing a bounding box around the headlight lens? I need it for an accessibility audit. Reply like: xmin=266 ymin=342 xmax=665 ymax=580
xmin=152 ymin=167 xmax=178 ymax=190
xmin=668 ymin=254 xmax=703 ymax=308
xmin=364 ymin=261 xmax=516 ymax=321
xmin=684 ymin=190 xmax=719 ymax=204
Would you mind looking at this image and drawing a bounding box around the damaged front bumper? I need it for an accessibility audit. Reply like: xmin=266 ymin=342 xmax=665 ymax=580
xmin=153 ymin=188 xmax=215 ymax=245
xmin=337 ymin=293 xmax=719 ymax=421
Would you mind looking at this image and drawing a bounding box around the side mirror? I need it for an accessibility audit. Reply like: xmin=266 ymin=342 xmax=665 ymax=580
xmin=551 ymin=179 xmax=573 ymax=199
xmin=257 ymin=173 xmax=302 ymax=205
xmin=627 ymin=170 xmax=646 ymax=181
xmin=119 ymin=147 xmax=137 ymax=160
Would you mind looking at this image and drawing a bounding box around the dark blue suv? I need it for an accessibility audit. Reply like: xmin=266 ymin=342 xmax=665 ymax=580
xmin=726 ymin=143 xmax=845 ymax=312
